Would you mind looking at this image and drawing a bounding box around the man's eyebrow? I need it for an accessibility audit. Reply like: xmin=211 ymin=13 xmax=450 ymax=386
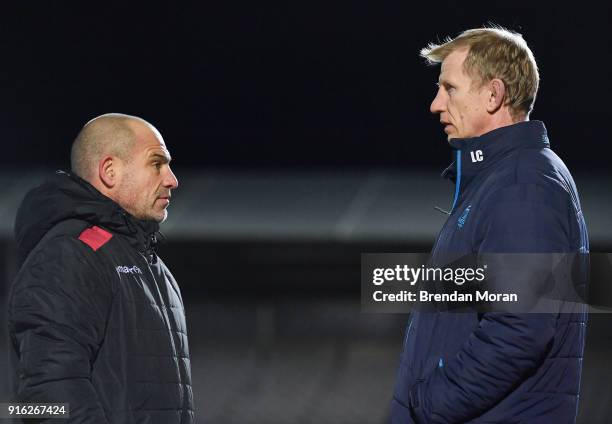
xmin=437 ymin=78 xmax=454 ymax=88
xmin=149 ymin=152 xmax=172 ymax=163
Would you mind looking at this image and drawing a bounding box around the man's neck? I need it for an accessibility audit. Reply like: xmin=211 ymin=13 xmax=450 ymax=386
xmin=477 ymin=110 xmax=526 ymax=138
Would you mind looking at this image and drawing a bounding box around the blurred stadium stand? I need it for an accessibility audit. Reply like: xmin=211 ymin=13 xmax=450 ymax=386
xmin=1 ymin=170 xmax=611 ymax=423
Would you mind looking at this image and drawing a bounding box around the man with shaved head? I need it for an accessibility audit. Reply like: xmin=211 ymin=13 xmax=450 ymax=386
xmin=9 ymin=114 xmax=193 ymax=423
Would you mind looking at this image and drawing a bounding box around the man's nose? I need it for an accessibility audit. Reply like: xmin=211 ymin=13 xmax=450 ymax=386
xmin=430 ymin=89 xmax=445 ymax=114
xmin=164 ymin=167 xmax=179 ymax=190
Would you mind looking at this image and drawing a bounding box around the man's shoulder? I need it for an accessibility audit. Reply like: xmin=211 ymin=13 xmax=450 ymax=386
xmin=481 ymin=146 xmax=576 ymax=203
xmin=514 ymin=146 xmax=574 ymax=185
xmin=22 ymin=220 xmax=116 ymax=271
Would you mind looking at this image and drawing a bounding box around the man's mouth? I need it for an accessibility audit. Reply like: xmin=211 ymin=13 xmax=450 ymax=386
xmin=157 ymin=195 xmax=171 ymax=205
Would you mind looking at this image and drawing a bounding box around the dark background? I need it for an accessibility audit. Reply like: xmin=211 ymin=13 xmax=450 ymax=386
xmin=1 ymin=2 xmax=611 ymax=423
xmin=1 ymin=1 xmax=610 ymax=171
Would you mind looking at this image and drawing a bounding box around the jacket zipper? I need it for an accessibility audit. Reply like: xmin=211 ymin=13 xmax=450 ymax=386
xmin=431 ymin=150 xmax=462 ymax=262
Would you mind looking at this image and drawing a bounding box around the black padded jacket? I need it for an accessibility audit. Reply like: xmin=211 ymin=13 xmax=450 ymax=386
xmin=8 ymin=171 xmax=194 ymax=423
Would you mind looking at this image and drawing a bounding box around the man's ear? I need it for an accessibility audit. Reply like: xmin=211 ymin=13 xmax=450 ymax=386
xmin=98 ymin=156 xmax=117 ymax=188
xmin=487 ymin=78 xmax=506 ymax=113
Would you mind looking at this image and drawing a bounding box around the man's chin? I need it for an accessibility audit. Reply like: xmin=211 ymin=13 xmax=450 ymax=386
xmin=138 ymin=209 xmax=167 ymax=224
xmin=155 ymin=210 xmax=168 ymax=224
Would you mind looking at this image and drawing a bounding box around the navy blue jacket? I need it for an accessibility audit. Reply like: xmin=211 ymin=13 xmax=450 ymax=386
xmin=391 ymin=121 xmax=589 ymax=423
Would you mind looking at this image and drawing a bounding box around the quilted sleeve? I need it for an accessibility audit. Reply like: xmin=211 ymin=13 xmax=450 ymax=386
xmin=8 ymin=235 xmax=113 ymax=423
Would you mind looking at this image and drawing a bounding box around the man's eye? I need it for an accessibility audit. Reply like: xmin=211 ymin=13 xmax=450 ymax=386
xmin=153 ymin=162 xmax=161 ymax=169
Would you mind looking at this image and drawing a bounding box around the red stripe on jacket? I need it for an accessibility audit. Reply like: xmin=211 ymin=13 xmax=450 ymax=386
xmin=78 ymin=226 xmax=113 ymax=251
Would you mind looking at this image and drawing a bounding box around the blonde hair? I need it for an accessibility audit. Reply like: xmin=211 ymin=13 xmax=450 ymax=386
xmin=421 ymin=26 xmax=539 ymax=119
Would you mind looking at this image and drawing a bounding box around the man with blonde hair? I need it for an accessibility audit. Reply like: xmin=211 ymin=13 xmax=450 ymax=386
xmin=391 ymin=28 xmax=588 ymax=423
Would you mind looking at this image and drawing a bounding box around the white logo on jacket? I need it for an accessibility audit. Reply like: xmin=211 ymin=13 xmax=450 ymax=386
xmin=116 ymin=265 xmax=143 ymax=274
xmin=470 ymin=150 xmax=484 ymax=162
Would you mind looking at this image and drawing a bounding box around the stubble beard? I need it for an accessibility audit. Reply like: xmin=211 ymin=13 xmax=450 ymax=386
xmin=116 ymin=175 xmax=163 ymax=223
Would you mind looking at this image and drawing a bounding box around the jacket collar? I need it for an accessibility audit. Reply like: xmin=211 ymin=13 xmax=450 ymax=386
xmin=67 ymin=172 xmax=163 ymax=258
xmin=65 ymin=171 xmax=160 ymax=251
xmin=15 ymin=170 xmax=162 ymax=263
xmin=441 ymin=120 xmax=550 ymax=188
